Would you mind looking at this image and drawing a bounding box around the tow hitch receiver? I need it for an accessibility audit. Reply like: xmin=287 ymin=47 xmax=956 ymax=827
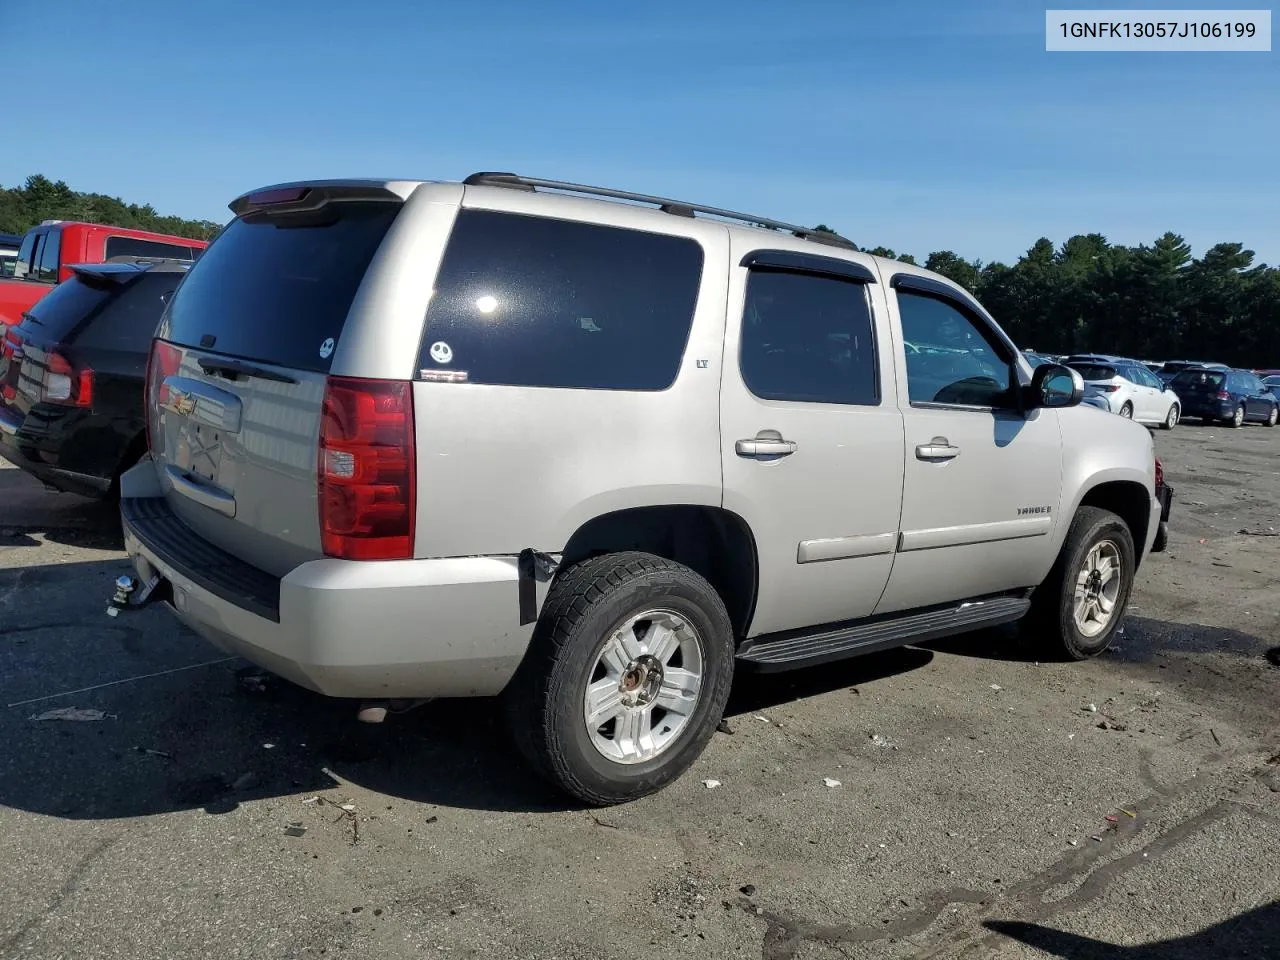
xmin=105 ymin=573 xmax=164 ymax=617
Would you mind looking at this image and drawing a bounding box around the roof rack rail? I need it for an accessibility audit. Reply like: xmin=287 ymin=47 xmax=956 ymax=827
xmin=462 ymin=172 xmax=858 ymax=251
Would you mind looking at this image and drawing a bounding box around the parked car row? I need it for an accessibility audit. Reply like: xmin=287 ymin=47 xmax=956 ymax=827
xmin=1020 ymin=349 xmax=1278 ymax=430
xmin=0 ymin=220 xmax=207 ymax=328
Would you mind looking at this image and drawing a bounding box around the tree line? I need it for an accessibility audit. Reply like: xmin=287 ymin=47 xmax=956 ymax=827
xmin=831 ymin=228 xmax=1278 ymax=367
xmin=0 ymin=174 xmax=219 ymax=243
xmin=2 ymin=175 xmax=1273 ymax=366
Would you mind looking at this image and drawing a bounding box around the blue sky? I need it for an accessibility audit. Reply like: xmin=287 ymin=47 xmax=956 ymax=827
xmin=3 ymin=0 xmax=1276 ymax=265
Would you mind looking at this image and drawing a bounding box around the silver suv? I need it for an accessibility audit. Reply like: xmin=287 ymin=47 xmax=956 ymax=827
xmin=118 ymin=173 xmax=1172 ymax=804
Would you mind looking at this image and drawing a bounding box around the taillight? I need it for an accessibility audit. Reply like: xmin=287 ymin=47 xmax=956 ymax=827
xmin=1100 ymin=385 xmax=1120 ymax=393
xmin=145 ymin=340 xmax=182 ymax=455
xmin=42 ymin=351 xmax=93 ymax=407
xmin=1216 ymin=390 xmax=1230 ymax=400
xmin=318 ymin=377 xmax=416 ymax=561
xmin=1154 ymin=456 xmax=1164 ymax=489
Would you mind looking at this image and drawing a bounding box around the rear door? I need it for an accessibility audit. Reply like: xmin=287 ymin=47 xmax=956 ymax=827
xmin=719 ymin=243 xmax=903 ymax=636
xmin=149 ymin=195 xmax=404 ymax=577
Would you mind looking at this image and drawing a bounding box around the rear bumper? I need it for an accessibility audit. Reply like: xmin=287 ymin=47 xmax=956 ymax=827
xmin=0 ymin=404 xmax=113 ymax=496
xmin=1179 ymin=399 xmax=1233 ymax=420
xmin=120 ymin=492 xmax=542 ymax=699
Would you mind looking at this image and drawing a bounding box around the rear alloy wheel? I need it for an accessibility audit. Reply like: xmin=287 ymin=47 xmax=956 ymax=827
xmin=1118 ymin=402 xmax=1134 ymax=419
xmin=505 ymin=552 xmax=734 ymax=805
xmin=1025 ymin=506 xmax=1135 ymax=660
xmin=1229 ymin=404 xmax=1245 ymax=428
xmin=1266 ymin=406 xmax=1278 ymax=428
xmin=1160 ymin=404 xmax=1179 ymax=430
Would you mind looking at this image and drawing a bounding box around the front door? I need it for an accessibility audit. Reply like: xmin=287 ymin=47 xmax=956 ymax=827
xmin=874 ymin=275 xmax=1064 ymax=615
xmin=720 ymin=242 xmax=905 ymax=638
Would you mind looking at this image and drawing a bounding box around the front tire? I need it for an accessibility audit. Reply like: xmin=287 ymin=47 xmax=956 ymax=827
xmin=505 ymin=552 xmax=734 ymax=805
xmin=1026 ymin=507 xmax=1135 ymax=661
xmin=1160 ymin=404 xmax=1179 ymax=430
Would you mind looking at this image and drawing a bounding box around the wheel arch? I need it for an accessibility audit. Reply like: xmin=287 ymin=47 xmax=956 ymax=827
xmin=558 ymin=505 xmax=759 ymax=640
xmin=1072 ymin=479 xmax=1152 ymax=569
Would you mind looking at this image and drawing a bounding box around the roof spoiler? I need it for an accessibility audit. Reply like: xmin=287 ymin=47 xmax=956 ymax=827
xmin=228 ymin=180 xmax=415 ymax=217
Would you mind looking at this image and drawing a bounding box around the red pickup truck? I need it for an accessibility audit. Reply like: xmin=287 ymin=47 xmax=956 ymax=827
xmin=0 ymin=221 xmax=209 ymax=326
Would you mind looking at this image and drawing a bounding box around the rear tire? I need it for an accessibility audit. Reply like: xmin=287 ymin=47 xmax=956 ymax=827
xmin=1025 ymin=507 xmax=1135 ymax=661
xmin=1118 ymin=402 xmax=1134 ymax=419
xmin=1228 ymin=404 xmax=1245 ymax=428
xmin=505 ymin=552 xmax=734 ymax=806
xmin=1265 ymin=405 xmax=1278 ymax=428
xmin=1159 ymin=404 xmax=1179 ymax=430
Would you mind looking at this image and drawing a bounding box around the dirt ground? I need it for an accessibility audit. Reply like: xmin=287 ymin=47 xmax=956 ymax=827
xmin=1 ymin=421 xmax=1276 ymax=960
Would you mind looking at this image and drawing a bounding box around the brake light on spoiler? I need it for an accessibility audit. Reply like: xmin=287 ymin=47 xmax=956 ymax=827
xmin=318 ymin=377 xmax=416 ymax=561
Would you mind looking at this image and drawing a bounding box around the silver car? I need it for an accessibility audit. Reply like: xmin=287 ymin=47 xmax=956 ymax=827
xmin=1068 ymin=359 xmax=1182 ymax=428
xmin=119 ymin=174 xmax=1168 ymax=803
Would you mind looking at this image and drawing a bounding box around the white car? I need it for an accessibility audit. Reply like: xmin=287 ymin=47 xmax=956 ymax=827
xmin=1068 ymin=359 xmax=1181 ymax=428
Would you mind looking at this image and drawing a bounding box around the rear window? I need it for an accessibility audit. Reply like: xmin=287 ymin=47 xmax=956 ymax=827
xmin=21 ymin=275 xmax=114 ymax=340
xmin=417 ymin=210 xmax=704 ymax=390
xmin=1172 ymin=369 xmax=1226 ymax=389
xmin=22 ymin=271 xmax=180 ymax=349
xmin=161 ymin=201 xmax=400 ymax=373
xmin=105 ymin=236 xmax=197 ymax=261
xmin=1069 ymin=363 xmax=1116 ymax=381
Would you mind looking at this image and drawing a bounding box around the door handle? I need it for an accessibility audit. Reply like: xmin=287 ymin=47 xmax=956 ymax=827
xmin=736 ymin=430 xmax=797 ymax=458
xmin=916 ymin=437 xmax=960 ymax=461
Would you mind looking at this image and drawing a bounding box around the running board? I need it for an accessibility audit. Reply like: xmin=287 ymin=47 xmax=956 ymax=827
xmin=736 ymin=595 xmax=1031 ymax=672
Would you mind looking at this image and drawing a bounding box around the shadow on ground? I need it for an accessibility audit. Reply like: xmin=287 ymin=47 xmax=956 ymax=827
xmin=985 ymin=899 xmax=1279 ymax=958
xmin=926 ymin=615 xmax=1272 ymax=664
xmin=1 ymin=553 xmax=1272 ymax=821
xmin=0 ymin=466 xmax=123 ymax=550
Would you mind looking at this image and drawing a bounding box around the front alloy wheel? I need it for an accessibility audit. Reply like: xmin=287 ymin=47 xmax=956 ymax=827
xmin=1073 ymin=540 xmax=1123 ymax=639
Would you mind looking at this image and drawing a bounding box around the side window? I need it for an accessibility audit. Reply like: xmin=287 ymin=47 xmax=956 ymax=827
xmin=13 ymin=233 xmax=37 ymax=280
xmin=34 ymin=230 xmax=61 ymax=282
xmin=896 ymin=290 xmax=1012 ymax=407
xmin=739 ymin=269 xmax=878 ymax=405
xmin=105 ymin=236 xmax=196 ymax=261
xmin=418 ymin=210 xmax=703 ymax=391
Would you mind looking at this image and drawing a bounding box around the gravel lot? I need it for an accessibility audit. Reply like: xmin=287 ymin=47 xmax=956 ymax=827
xmin=1 ymin=423 xmax=1277 ymax=960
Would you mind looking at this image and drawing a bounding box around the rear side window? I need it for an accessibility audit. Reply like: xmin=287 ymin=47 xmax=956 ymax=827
xmin=1069 ymin=363 xmax=1117 ymax=382
xmin=105 ymin=236 xmax=196 ymax=261
xmin=162 ymin=201 xmax=400 ymax=373
xmin=34 ymin=230 xmax=60 ymax=282
xmin=417 ymin=210 xmax=703 ymax=390
xmin=739 ymin=270 xmax=878 ymax=405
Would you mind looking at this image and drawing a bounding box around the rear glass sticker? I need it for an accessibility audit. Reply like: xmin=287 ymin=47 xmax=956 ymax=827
xmin=429 ymin=341 xmax=453 ymax=364
xmin=319 ymin=337 xmax=335 ymax=359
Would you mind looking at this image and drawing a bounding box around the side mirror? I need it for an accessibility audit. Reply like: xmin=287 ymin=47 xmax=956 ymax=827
xmin=1026 ymin=363 xmax=1082 ymax=410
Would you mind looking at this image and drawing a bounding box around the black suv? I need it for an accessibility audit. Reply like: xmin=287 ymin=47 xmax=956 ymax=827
xmin=0 ymin=259 xmax=189 ymax=497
